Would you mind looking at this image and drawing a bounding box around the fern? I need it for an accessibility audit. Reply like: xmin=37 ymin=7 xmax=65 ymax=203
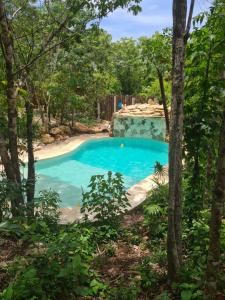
xmin=145 ymin=204 xmax=163 ymax=216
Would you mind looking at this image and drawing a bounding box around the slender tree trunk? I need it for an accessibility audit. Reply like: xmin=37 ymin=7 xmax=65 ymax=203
xmin=0 ymin=0 xmax=24 ymax=216
xmin=167 ymin=0 xmax=187 ymax=283
xmin=204 ymin=148 xmax=213 ymax=208
xmin=71 ymin=108 xmax=75 ymax=127
xmin=25 ymin=90 xmax=35 ymax=218
xmin=204 ymin=104 xmax=225 ymax=299
xmin=60 ymin=106 xmax=65 ymax=125
xmin=48 ymin=102 xmax=51 ymax=124
xmin=0 ymin=1 xmax=20 ymax=182
xmin=157 ymin=70 xmax=170 ymax=133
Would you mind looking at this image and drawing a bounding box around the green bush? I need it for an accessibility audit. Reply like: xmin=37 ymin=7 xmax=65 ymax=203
xmin=138 ymin=257 xmax=166 ymax=290
xmin=0 ymin=224 xmax=106 ymax=300
xmin=34 ymin=190 xmax=61 ymax=229
xmin=107 ymin=280 xmax=140 ymax=300
xmin=143 ymin=181 xmax=168 ymax=239
xmin=81 ymin=171 xmax=130 ymax=227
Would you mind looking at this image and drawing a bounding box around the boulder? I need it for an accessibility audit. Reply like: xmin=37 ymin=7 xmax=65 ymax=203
xmin=55 ymin=135 xmax=68 ymax=141
xmin=90 ymin=120 xmax=110 ymax=133
xmin=58 ymin=125 xmax=71 ymax=136
xmin=41 ymin=134 xmax=55 ymax=144
xmin=72 ymin=122 xmax=95 ymax=134
xmin=49 ymin=127 xmax=62 ymax=136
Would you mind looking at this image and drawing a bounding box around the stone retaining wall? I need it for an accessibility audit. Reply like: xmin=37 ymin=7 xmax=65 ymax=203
xmin=112 ymin=103 xmax=167 ymax=140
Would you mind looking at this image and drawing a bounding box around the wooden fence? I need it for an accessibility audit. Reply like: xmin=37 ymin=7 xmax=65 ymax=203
xmin=99 ymin=95 xmax=150 ymax=121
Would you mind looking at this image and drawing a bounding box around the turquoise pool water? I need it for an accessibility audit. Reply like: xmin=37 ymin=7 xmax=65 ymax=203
xmin=33 ymin=138 xmax=168 ymax=207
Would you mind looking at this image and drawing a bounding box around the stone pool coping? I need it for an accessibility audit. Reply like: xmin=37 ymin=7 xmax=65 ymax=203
xmin=59 ymin=171 xmax=168 ymax=224
xmin=22 ymin=133 xmax=168 ymax=224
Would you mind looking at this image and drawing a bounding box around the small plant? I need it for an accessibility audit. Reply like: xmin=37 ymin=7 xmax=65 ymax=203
xmin=138 ymin=257 xmax=166 ymax=290
xmin=81 ymin=171 xmax=130 ymax=227
xmin=107 ymin=280 xmax=140 ymax=300
xmin=143 ymin=182 xmax=168 ymax=239
xmin=153 ymin=161 xmax=168 ymax=182
xmin=34 ymin=190 xmax=61 ymax=229
xmin=0 ymin=174 xmax=10 ymax=222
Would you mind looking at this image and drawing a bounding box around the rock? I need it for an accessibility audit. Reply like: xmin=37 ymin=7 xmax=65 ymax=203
xmin=72 ymin=122 xmax=95 ymax=134
xmin=55 ymin=135 xmax=68 ymax=141
xmin=148 ymin=98 xmax=155 ymax=105
xmin=41 ymin=134 xmax=55 ymax=144
xmin=90 ymin=120 xmax=110 ymax=133
xmin=49 ymin=127 xmax=62 ymax=136
xmin=58 ymin=125 xmax=71 ymax=136
xmin=114 ymin=103 xmax=169 ymax=117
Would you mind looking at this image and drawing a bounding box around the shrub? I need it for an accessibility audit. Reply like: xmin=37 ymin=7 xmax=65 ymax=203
xmin=81 ymin=171 xmax=130 ymax=227
xmin=34 ymin=190 xmax=61 ymax=229
xmin=0 ymin=224 xmax=106 ymax=299
xmin=143 ymin=181 xmax=168 ymax=239
xmin=0 ymin=176 xmax=10 ymax=222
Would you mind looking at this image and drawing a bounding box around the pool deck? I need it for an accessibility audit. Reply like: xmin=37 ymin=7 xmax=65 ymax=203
xmin=25 ymin=133 xmax=109 ymax=162
xmin=24 ymin=133 xmax=168 ymax=224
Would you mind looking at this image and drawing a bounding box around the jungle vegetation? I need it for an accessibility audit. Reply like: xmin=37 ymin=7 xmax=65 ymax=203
xmin=0 ymin=0 xmax=225 ymax=299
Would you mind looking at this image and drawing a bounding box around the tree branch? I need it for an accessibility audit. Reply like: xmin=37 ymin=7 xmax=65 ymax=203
xmin=184 ymin=0 xmax=195 ymax=43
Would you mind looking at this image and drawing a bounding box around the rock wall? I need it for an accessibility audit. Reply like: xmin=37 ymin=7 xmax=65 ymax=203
xmin=112 ymin=103 xmax=167 ymax=140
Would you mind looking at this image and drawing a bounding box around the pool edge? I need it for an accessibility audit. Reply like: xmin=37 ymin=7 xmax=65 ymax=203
xmin=59 ymin=166 xmax=168 ymax=224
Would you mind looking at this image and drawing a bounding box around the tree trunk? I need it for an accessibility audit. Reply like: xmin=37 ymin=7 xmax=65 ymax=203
xmin=204 ymin=104 xmax=225 ymax=299
xmin=25 ymin=95 xmax=35 ymax=218
xmin=0 ymin=133 xmax=15 ymax=181
xmin=0 ymin=1 xmax=20 ymax=182
xmin=0 ymin=0 xmax=24 ymax=216
xmin=167 ymin=0 xmax=187 ymax=283
xmin=71 ymin=108 xmax=75 ymax=127
xmin=157 ymin=70 xmax=170 ymax=133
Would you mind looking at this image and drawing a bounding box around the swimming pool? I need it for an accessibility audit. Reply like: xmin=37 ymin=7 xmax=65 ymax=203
xmin=34 ymin=137 xmax=168 ymax=207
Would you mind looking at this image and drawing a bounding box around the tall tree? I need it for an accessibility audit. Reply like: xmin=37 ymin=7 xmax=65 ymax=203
xmin=204 ymin=101 xmax=225 ymax=299
xmin=167 ymin=0 xmax=195 ymax=282
xmin=0 ymin=0 xmax=24 ymax=216
xmin=184 ymin=0 xmax=225 ymax=221
xmin=140 ymin=30 xmax=172 ymax=133
xmin=0 ymin=0 xmax=142 ymax=218
xmin=113 ymin=38 xmax=146 ymax=95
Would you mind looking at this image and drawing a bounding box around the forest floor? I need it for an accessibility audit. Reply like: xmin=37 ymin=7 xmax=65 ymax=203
xmin=0 ymin=208 xmax=167 ymax=299
xmin=93 ymin=209 xmax=167 ymax=299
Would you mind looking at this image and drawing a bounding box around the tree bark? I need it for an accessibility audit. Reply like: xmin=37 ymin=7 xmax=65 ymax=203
xmin=157 ymin=70 xmax=170 ymax=133
xmin=0 ymin=0 xmax=24 ymax=216
xmin=167 ymin=0 xmax=187 ymax=283
xmin=204 ymin=103 xmax=225 ymax=299
xmin=0 ymin=133 xmax=15 ymax=181
xmin=25 ymin=94 xmax=35 ymax=218
xmin=0 ymin=1 xmax=20 ymax=180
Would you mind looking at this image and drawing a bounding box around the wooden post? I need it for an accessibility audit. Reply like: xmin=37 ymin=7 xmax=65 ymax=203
xmin=113 ymin=95 xmax=117 ymax=112
xmin=132 ymin=97 xmax=135 ymax=105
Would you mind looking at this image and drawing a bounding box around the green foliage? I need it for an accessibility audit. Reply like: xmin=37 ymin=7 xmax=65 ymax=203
xmin=34 ymin=190 xmax=61 ymax=229
xmin=144 ymin=182 xmax=168 ymax=239
xmin=107 ymin=280 xmax=140 ymax=300
xmin=0 ymin=224 xmax=106 ymax=300
xmin=138 ymin=257 xmax=166 ymax=290
xmin=183 ymin=0 xmax=225 ymax=220
xmin=139 ymin=79 xmax=171 ymax=101
xmin=112 ymin=38 xmax=147 ymax=95
xmin=177 ymin=209 xmax=225 ymax=299
xmin=0 ymin=174 xmax=10 ymax=222
xmin=81 ymin=171 xmax=130 ymax=227
xmin=139 ymin=29 xmax=172 ymax=101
